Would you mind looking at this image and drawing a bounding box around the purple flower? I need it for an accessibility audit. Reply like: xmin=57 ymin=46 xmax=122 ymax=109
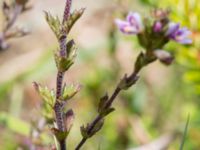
xmin=166 ymin=22 xmax=192 ymax=44
xmin=115 ymin=12 xmax=143 ymax=35
xmin=153 ymin=21 xmax=163 ymax=32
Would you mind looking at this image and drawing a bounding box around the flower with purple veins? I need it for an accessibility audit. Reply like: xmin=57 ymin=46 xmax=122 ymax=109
xmin=115 ymin=12 xmax=143 ymax=35
xmin=166 ymin=22 xmax=192 ymax=44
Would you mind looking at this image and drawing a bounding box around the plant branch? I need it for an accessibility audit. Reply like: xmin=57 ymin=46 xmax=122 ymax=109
xmin=0 ymin=1 xmax=30 ymax=50
xmin=4 ymin=4 xmax=22 ymax=33
xmin=75 ymin=52 xmax=150 ymax=150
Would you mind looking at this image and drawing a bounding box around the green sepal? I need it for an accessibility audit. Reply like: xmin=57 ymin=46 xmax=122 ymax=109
xmin=63 ymin=8 xmax=85 ymax=34
xmin=118 ymin=74 xmax=139 ymax=90
xmin=54 ymin=51 xmax=74 ymax=72
xmin=98 ymin=94 xmax=109 ymax=114
xmin=54 ymin=40 xmax=77 ymax=72
xmin=101 ymin=108 xmax=115 ymax=117
xmin=80 ymin=125 xmax=89 ymax=138
xmin=51 ymin=128 xmax=69 ymax=141
xmin=61 ymin=84 xmax=81 ymax=101
xmin=80 ymin=119 xmax=104 ymax=139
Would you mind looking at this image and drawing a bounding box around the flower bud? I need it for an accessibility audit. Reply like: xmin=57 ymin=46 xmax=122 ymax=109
xmin=153 ymin=21 xmax=163 ymax=32
xmin=154 ymin=50 xmax=174 ymax=65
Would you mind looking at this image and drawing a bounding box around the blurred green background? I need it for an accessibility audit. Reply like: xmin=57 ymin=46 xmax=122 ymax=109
xmin=0 ymin=0 xmax=199 ymax=149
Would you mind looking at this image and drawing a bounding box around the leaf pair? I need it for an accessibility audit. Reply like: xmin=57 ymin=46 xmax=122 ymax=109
xmin=54 ymin=40 xmax=77 ymax=72
xmin=45 ymin=8 xmax=85 ymax=40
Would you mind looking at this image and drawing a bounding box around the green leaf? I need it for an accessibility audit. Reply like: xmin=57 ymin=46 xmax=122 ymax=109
xmin=33 ymin=82 xmax=55 ymax=107
xmin=0 ymin=112 xmax=31 ymax=136
xmin=80 ymin=125 xmax=89 ymax=138
xmin=54 ymin=40 xmax=77 ymax=72
xmin=179 ymin=115 xmax=190 ymax=150
xmin=44 ymin=11 xmax=62 ymax=39
xmin=98 ymin=94 xmax=109 ymax=113
xmin=62 ymin=84 xmax=81 ymax=101
xmin=63 ymin=8 xmax=85 ymax=33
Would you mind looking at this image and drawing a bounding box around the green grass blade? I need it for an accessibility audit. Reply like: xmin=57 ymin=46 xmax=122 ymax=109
xmin=179 ymin=115 xmax=190 ymax=150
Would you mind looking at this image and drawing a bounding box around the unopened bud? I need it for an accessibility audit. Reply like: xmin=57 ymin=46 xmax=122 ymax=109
xmin=154 ymin=50 xmax=174 ymax=65
xmin=153 ymin=21 xmax=162 ymax=32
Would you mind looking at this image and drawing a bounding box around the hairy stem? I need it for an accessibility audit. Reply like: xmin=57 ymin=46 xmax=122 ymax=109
xmin=54 ymin=71 xmax=66 ymax=150
xmin=53 ymin=1 xmax=72 ymax=150
xmin=63 ymin=0 xmax=72 ymax=23
xmin=59 ymin=0 xmax=72 ymax=58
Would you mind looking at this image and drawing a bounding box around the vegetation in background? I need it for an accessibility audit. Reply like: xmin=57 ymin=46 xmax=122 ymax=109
xmin=0 ymin=0 xmax=30 ymax=50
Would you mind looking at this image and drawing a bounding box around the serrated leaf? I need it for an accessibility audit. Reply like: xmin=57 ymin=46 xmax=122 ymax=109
xmin=33 ymin=82 xmax=55 ymax=107
xmin=54 ymin=40 xmax=77 ymax=72
xmin=44 ymin=11 xmax=62 ymax=39
xmin=54 ymin=51 xmax=73 ymax=72
xmin=62 ymin=84 xmax=81 ymax=101
xmin=63 ymin=8 xmax=85 ymax=33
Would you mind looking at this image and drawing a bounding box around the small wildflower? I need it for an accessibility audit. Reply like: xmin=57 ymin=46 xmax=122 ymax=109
xmin=115 ymin=12 xmax=143 ymax=35
xmin=166 ymin=22 xmax=192 ymax=44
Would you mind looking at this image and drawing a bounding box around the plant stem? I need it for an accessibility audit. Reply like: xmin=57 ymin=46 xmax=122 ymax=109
xmin=54 ymin=71 xmax=66 ymax=150
xmin=4 ymin=4 xmax=22 ymax=33
xmin=63 ymin=0 xmax=72 ymax=24
xmin=75 ymin=138 xmax=87 ymax=150
xmin=1 ymin=3 xmax=23 ymax=50
xmin=53 ymin=1 xmax=72 ymax=150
